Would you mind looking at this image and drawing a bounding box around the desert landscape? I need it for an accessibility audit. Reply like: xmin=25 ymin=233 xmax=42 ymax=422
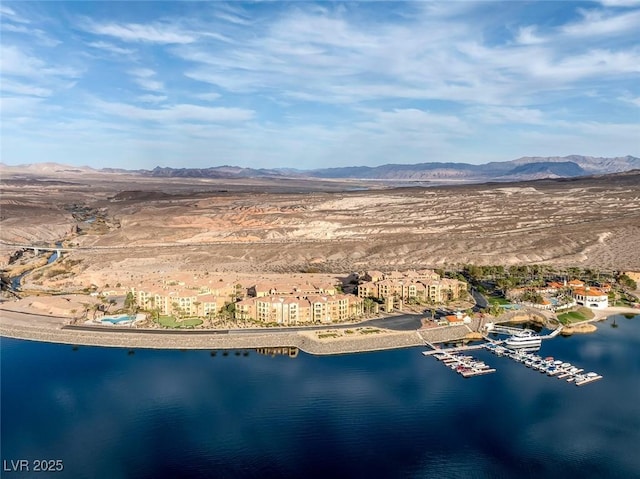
xmin=1 ymin=165 xmax=640 ymax=294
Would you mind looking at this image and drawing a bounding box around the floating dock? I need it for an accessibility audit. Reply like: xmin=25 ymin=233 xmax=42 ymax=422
xmin=421 ymin=328 xmax=600 ymax=385
xmin=483 ymin=343 xmax=602 ymax=386
xmin=423 ymin=349 xmax=496 ymax=378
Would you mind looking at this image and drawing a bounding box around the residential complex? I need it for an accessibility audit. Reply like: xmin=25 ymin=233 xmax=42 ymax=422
xmin=507 ymin=279 xmax=609 ymax=310
xmin=236 ymin=294 xmax=363 ymax=325
xmin=132 ymin=279 xmax=236 ymax=317
xmin=130 ymin=276 xmax=363 ymax=324
xmin=357 ymin=269 xmax=467 ymax=306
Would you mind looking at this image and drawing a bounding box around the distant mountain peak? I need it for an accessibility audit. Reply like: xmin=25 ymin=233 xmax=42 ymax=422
xmin=2 ymin=155 xmax=638 ymax=184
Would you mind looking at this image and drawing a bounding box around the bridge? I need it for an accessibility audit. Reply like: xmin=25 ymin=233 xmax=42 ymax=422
xmin=0 ymin=242 xmax=71 ymax=258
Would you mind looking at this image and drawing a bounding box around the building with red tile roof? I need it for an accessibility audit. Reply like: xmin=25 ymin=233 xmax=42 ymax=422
xmin=573 ymin=287 xmax=608 ymax=309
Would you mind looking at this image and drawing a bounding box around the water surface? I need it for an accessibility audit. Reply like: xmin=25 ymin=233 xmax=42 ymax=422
xmin=2 ymin=314 xmax=639 ymax=478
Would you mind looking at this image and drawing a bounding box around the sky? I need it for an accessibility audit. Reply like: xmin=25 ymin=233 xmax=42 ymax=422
xmin=1 ymin=1 xmax=639 ymax=170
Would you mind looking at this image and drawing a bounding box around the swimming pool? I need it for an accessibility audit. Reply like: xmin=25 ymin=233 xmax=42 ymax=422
xmin=101 ymin=314 xmax=135 ymax=325
xmin=501 ymin=304 xmax=521 ymax=310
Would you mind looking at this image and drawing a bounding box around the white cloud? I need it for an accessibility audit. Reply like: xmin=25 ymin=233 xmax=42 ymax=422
xmin=514 ymin=26 xmax=545 ymax=45
xmin=562 ymin=8 xmax=640 ymax=37
xmin=128 ymin=68 xmax=164 ymax=92
xmin=599 ymin=0 xmax=640 ymax=6
xmin=0 ymin=4 xmax=30 ymax=24
xmin=193 ymin=92 xmax=221 ymax=101
xmin=129 ymin=68 xmax=155 ymax=78
xmin=214 ymin=11 xmax=251 ymax=26
xmin=0 ymin=5 xmax=16 ymax=16
xmin=1 ymin=44 xmax=81 ymax=79
xmin=94 ymin=99 xmax=254 ymax=123
xmin=0 ymin=96 xmax=45 ymax=116
xmin=527 ymin=48 xmax=640 ymax=81
xmin=137 ymin=94 xmax=168 ymax=104
xmin=360 ymin=108 xmax=471 ymax=136
xmin=1 ymin=23 xmax=61 ymax=46
xmin=472 ymin=106 xmax=546 ymax=125
xmin=618 ymin=95 xmax=640 ymax=107
xmin=86 ymin=41 xmax=135 ymax=56
xmin=175 ymin=5 xmax=640 ymax=111
xmin=0 ymin=78 xmax=52 ymax=97
xmin=81 ymin=19 xmax=196 ymax=44
xmin=135 ymin=78 xmax=164 ymax=92
xmin=4 ymin=2 xmax=638 ymax=168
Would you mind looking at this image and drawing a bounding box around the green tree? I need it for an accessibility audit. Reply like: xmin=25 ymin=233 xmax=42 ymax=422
xmin=234 ymin=284 xmax=244 ymax=301
xmin=363 ymin=297 xmax=377 ymax=316
xmin=618 ymin=274 xmax=637 ymax=291
xmin=221 ymin=302 xmax=236 ymax=320
xmin=124 ymin=292 xmax=136 ymax=313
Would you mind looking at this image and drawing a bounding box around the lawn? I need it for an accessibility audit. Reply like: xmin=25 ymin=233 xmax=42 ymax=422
xmin=488 ymin=296 xmax=510 ymax=305
xmin=557 ymin=307 xmax=595 ymax=325
xmin=157 ymin=315 xmax=203 ymax=328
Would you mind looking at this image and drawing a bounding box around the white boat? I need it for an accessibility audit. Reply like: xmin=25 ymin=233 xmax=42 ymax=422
xmin=505 ymin=330 xmax=542 ymax=349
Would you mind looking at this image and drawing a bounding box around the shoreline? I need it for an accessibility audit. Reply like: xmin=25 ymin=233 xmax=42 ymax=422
xmin=559 ymin=306 xmax=640 ymax=335
xmin=0 ymin=306 xmax=471 ymax=355
xmin=2 ymin=305 xmax=638 ymax=355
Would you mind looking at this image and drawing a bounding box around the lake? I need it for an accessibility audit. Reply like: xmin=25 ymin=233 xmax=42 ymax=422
xmin=1 ymin=314 xmax=639 ymax=478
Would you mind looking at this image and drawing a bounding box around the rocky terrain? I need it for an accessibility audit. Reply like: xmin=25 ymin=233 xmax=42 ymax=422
xmin=1 ymin=166 xmax=639 ymax=291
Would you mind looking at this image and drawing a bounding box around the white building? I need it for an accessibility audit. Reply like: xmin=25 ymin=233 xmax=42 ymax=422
xmin=573 ymin=287 xmax=608 ymax=309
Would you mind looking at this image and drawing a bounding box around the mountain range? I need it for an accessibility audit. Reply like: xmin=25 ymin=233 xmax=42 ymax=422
xmin=2 ymin=155 xmax=639 ymax=183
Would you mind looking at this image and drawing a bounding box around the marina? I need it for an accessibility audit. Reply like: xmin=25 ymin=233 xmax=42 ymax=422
xmin=423 ymin=327 xmax=602 ymax=386
xmin=422 ymin=349 xmax=496 ymax=378
xmin=483 ymin=343 xmax=603 ymax=386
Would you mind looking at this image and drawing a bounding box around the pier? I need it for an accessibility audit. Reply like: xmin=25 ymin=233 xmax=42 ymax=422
xmin=423 ymin=349 xmax=496 ymax=378
xmin=421 ymin=337 xmax=496 ymax=378
xmin=483 ymin=343 xmax=602 ymax=386
xmin=421 ymin=327 xmax=601 ymax=385
xmin=485 ymin=324 xmax=564 ymax=340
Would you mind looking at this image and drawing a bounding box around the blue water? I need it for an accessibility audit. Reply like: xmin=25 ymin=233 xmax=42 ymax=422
xmin=502 ymin=303 xmax=521 ymax=310
xmin=1 ymin=314 xmax=639 ymax=478
xmin=101 ymin=314 xmax=135 ymax=324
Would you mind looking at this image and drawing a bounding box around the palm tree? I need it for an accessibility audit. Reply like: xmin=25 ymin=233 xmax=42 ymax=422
xmin=89 ymin=303 xmax=100 ymax=320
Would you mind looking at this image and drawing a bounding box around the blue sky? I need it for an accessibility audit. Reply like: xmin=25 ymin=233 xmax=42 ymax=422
xmin=1 ymin=1 xmax=639 ymax=170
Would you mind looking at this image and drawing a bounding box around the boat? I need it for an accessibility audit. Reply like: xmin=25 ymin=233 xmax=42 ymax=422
xmin=575 ymin=374 xmax=603 ymax=386
xmin=505 ymin=329 xmax=542 ymax=350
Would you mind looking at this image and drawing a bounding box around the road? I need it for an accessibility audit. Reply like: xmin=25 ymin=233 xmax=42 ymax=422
xmin=471 ymin=288 xmax=489 ymax=310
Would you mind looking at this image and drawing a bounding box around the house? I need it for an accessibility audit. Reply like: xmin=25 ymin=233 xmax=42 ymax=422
xmin=568 ymin=279 xmax=585 ymax=289
xmin=445 ymin=311 xmax=471 ymax=325
xmin=573 ymin=287 xmax=608 ymax=309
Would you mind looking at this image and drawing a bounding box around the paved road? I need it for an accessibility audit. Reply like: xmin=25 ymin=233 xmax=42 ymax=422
xmin=471 ymin=288 xmax=489 ymax=310
xmin=360 ymin=314 xmax=424 ymax=331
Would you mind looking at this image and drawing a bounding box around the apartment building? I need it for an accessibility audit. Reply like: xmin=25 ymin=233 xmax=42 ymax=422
xmin=133 ymin=286 xmax=226 ymax=317
xmin=235 ymin=294 xmax=363 ymax=324
xmin=249 ymin=281 xmax=337 ymax=298
xmin=357 ymin=270 xmax=466 ymax=303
